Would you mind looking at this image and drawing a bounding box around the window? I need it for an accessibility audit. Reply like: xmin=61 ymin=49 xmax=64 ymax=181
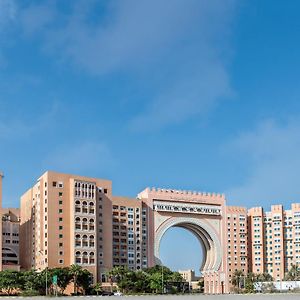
xmin=104 ymin=189 xmax=108 ymax=194
xmin=59 ymin=243 xmax=63 ymax=247
xmin=59 ymin=259 xmax=63 ymax=264
xmin=59 ymin=218 xmax=63 ymax=222
xmin=59 ymin=234 xmax=63 ymax=238
xmin=59 ymin=192 xmax=63 ymax=197
xmin=59 ymin=209 xmax=63 ymax=213
xmin=59 ymin=200 xmax=63 ymax=205
xmin=53 ymin=181 xmax=57 ymax=187
xmin=59 ymin=226 xmax=63 ymax=230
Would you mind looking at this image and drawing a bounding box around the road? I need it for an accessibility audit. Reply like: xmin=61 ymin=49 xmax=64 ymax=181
xmin=1 ymin=294 xmax=300 ymax=299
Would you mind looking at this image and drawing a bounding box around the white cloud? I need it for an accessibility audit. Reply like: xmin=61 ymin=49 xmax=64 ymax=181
xmin=18 ymin=0 xmax=236 ymax=131
xmin=226 ymin=118 xmax=300 ymax=208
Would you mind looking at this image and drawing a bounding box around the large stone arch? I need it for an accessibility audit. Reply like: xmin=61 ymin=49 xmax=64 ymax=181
xmin=154 ymin=217 xmax=222 ymax=273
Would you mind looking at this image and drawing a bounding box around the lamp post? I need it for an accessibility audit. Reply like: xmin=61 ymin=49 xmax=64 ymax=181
xmin=39 ymin=250 xmax=48 ymax=296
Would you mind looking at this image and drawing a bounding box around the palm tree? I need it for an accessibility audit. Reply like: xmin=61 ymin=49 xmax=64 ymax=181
xmin=69 ymin=264 xmax=82 ymax=295
xmin=257 ymin=272 xmax=273 ymax=282
xmin=285 ymin=265 xmax=300 ymax=281
xmin=232 ymin=270 xmax=244 ymax=291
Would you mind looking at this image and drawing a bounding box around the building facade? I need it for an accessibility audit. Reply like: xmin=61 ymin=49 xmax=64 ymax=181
xmin=111 ymin=196 xmax=148 ymax=273
xmin=2 ymin=208 xmax=20 ymax=270
xmin=18 ymin=170 xmax=300 ymax=293
xmin=20 ymin=171 xmax=113 ymax=282
xmin=0 ymin=172 xmax=3 ymax=271
xmin=138 ymin=187 xmax=229 ymax=293
xmin=178 ymin=270 xmax=201 ymax=290
xmin=226 ymin=206 xmax=248 ymax=286
xmin=248 ymin=204 xmax=300 ymax=281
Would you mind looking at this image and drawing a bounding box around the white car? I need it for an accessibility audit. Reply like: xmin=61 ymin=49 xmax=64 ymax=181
xmin=114 ymin=291 xmax=123 ymax=296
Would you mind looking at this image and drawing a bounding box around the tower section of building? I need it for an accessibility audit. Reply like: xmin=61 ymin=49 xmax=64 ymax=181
xmin=248 ymin=207 xmax=265 ymax=275
xmin=20 ymin=171 xmax=113 ymax=282
xmin=0 ymin=172 xmax=3 ymax=270
xmin=248 ymin=204 xmax=300 ymax=281
xmin=2 ymin=208 xmax=20 ymax=270
xmin=226 ymin=206 xmax=248 ymax=287
xmin=111 ymin=196 xmax=148 ymax=272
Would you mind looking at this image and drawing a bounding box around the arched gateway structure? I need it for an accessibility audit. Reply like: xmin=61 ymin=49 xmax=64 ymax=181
xmin=138 ymin=188 xmax=229 ymax=294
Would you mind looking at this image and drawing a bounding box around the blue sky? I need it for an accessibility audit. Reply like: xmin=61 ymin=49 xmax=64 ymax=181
xmin=1 ymin=0 xmax=300 ymax=273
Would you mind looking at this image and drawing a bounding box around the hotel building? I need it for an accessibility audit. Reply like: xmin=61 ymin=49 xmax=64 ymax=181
xmin=111 ymin=196 xmax=148 ymax=273
xmin=248 ymin=204 xmax=300 ymax=281
xmin=18 ymin=170 xmax=300 ymax=293
xmin=0 ymin=172 xmax=3 ymax=271
xmin=20 ymin=171 xmax=149 ymax=283
xmin=2 ymin=208 xmax=20 ymax=270
xmin=226 ymin=206 xmax=248 ymax=284
xmin=20 ymin=171 xmax=114 ymax=282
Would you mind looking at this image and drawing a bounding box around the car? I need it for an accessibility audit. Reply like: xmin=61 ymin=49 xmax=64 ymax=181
xmin=101 ymin=291 xmax=114 ymax=296
xmin=114 ymin=291 xmax=123 ymax=296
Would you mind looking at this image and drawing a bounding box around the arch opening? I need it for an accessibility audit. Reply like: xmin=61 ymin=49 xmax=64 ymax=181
xmin=159 ymin=226 xmax=204 ymax=275
xmin=155 ymin=217 xmax=222 ymax=274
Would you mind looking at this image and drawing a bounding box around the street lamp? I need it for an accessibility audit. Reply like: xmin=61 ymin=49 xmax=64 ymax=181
xmin=39 ymin=250 xmax=48 ymax=296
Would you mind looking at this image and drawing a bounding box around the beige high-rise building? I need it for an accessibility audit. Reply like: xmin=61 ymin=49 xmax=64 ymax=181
xmin=20 ymin=171 xmax=149 ymax=283
xmin=111 ymin=196 xmax=148 ymax=274
xmin=226 ymin=206 xmax=248 ymax=286
xmin=0 ymin=172 xmax=3 ymax=271
xmin=2 ymin=208 xmax=20 ymax=270
xmin=20 ymin=171 xmax=113 ymax=282
xmin=248 ymin=204 xmax=300 ymax=281
xmin=18 ymin=170 xmax=300 ymax=293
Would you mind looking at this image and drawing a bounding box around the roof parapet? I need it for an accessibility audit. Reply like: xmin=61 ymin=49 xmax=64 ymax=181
xmin=149 ymin=187 xmax=224 ymax=198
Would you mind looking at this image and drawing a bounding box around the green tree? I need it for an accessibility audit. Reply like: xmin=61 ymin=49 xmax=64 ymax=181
xmin=107 ymin=265 xmax=185 ymax=294
xmin=244 ymin=277 xmax=254 ymax=293
xmin=285 ymin=264 xmax=300 ymax=281
xmin=169 ymin=271 xmax=183 ymax=283
xmin=257 ymin=272 xmax=273 ymax=282
xmin=231 ymin=270 xmax=244 ymax=288
xmin=0 ymin=270 xmax=22 ymax=295
xmin=107 ymin=266 xmax=134 ymax=293
xmin=77 ymin=268 xmax=93 ymax=294
xmin=69 ymin=264 xmax=82 ymax=295
xmin=30 ymin=268 xmax=51 ymax=295
xmin=133 ymin=271 xmax=149 ymax=292
xmin=149 ymin=272 xmax=162 ymax=293
xmin=93 ymin=282 xmax=102 ymax=295
xmin=51 ymin=267 xmax=72 ymax=294
xmin=19 ymin=270 xmax=34 ymax=291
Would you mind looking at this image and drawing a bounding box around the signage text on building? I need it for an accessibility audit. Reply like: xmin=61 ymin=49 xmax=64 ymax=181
xmin=153 ymin=200 xmax=221 ymax=215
